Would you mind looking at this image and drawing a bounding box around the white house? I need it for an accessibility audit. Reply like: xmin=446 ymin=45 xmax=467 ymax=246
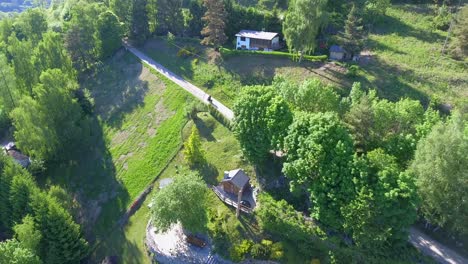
xmin=235 ymin=30 xmax=280 ymax=51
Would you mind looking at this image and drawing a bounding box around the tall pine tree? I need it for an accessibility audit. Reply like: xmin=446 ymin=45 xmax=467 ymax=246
xmin=201 ymin=0 xmax=227 ymax=47
xmin=341 ymin=4 xmax=364 ymax=58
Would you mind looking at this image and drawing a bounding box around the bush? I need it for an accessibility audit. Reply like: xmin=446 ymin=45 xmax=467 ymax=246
xmin=432 ymin=5 xmax=451 ymax=30
xmin=177 ymin=45 xmax=198 ymax=58
xmin=250 ymin=239 xmax=284 ymax=260
xmin=28 ymin=159 xmax=46 ymax=176
xmin=230 ymin=239 xmax=253 ymax=262
xmin=347 ymin=65 xmax=360 ymax=77
xmin=219 ymin=47 xmax=327 ymax=62
xmin=185 ymin=100 xmax=206 ymax=120
xmin=207 ymin=104 xmax=232 ymax=129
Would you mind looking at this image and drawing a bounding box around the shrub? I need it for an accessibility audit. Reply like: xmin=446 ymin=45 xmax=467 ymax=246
xmin=347 ymin=65 xmax=360 ymax=77
xmin=28 ymin=159 xmax=46 ymax=176
xmin=177 ymin=45 xmax=198 ymax=58
xmin=207 ymin=104 xmax=232 ymax=129
xmin=219 ymin=47 xmax=327 ymax=62
xmin=185 ymin=100 xmax=206 ymax=120
xmin=230 ymin=239 xmax=253 ymax=262
xmin=250 ymin=239 xmax=284 ymax=260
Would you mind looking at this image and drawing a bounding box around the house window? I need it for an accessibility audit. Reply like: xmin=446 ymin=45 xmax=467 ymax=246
xmin=240 ymin=37 xmax=246 ymax=41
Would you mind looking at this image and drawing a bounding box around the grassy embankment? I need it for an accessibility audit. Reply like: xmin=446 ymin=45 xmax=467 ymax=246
xmin=44 ymin=51 xmax=192 ymax=263
xmin=142 ymin=4 xmax=466 ymax=108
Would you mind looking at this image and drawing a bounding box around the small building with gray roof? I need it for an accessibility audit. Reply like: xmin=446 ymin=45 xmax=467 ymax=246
xmin=221 ymin=168 xmax=250 ymax=195
xmin=235 ymin=30 xmax=280 ymax=51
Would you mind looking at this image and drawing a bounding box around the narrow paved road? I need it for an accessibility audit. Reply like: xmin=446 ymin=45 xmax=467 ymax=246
xmin=124 ymin=42 xmax=234 ymax=120
xmin=409 ymin=227 xmax=467 ymax=264
xmin=124 ymin=43 xmax=466 ymax=264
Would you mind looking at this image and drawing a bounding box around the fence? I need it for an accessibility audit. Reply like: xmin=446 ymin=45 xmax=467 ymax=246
xmin=212 ymin=186 xmax=253 ymax=214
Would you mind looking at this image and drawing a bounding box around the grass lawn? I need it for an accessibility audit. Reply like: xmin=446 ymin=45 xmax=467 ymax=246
xmin=353 ymin=4 xmax=467 ymax=106
xmin=43 ymin=50 xmax=195 ymax=262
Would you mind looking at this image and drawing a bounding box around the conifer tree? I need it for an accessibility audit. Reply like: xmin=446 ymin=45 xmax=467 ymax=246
xmin=9 ymin=174 xmax=36 ymax=226
xmin=31 ymin=192 xmax=88 ymax=264
xmin=201 ymin=0 xmax=227 ymax=47
xmin=184 ymin=125 xmax=205 ymax=167
xmin=13 ymin=215 xmax=42 ymax=255
xmin=341 ymin=4 xmax=364 ymax=57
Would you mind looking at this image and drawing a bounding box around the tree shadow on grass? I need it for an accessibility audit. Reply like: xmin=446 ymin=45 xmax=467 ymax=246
xmin=195 ymin=162 xmax=219 ymax=185
xmin=356 ymin=56 xmax=430 ymax=105
xmin=372 ymin=13 xmax=445 ymax=44
xmin=222 ymin=55 xmax=320 ymax=86
xmin=194 ymin=116 xmax=216 ymax=142
xmin=91 ymin=226 xmax=146 ymax=264
xmin=83 ymin=51 xmax=150 ymax=129
xmin=45 ymin=114 xmax=131 ymax=247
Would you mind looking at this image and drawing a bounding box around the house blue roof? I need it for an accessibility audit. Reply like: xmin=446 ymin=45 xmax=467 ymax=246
xmin=330 ymin=45 xmax=345 ymax=53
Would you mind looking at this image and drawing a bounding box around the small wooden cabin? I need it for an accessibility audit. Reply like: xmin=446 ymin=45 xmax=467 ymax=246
xmin=221 ymin=169 xmax=250 ymax=195
xmin=235 ymin=30 xmax=280 ymax=51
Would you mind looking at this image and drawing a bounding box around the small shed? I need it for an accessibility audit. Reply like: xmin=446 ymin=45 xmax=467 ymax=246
xmin=235 ymin=30 xmax=280 ymax=51
xmin=329 ymin=45 xmax=347 ymax=60
xmin=221 ymin=169 xmax=250 ymax=195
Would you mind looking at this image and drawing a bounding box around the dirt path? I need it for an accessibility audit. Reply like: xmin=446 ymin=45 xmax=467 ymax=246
xmin=409 ymin=227 xmax=467 ymax=264
xmin=124 ymin=42 xmax=234 ymax=120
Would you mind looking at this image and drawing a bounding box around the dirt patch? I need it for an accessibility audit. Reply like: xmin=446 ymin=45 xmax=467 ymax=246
xmin=112 ymin=130 xmax=130 ymax=146
xmin=117 ymin=152 xmax=134 ymax=164
xmin=147 ymin=99 xmax=175 ymax=138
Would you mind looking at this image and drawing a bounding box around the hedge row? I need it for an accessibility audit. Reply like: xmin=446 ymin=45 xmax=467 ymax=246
xmin=219 ymin=48 xmax=328 ymax=62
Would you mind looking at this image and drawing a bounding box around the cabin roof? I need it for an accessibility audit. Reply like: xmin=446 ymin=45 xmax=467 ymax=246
xmin=222 ymin=169 xmax=250 ymax=189
xmin=235 ymin=30 xmax=279 ymax=40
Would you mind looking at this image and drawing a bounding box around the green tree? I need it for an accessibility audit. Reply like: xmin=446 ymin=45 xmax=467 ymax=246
xmin=64 ymin=3 xmax=104 ymax=70
xmin=283 ymin=112 xmax=355 ymax=229
xmin=7 ymin=36 xmax=37 ymax=96
xmin=0 ymin=53 xmax=18 ymax=113
xmin=340 ymin=4 xmax=364 ymax=57
xmin=95 ymin=11 xmax=122 ymax=59
xmin=13 ymin=215 xmax=42 ymax=255
xmin=0 ymin=157 xmax=15 ymax=231
xmin=11 ymin=69 xmax=85 ymax=161
xmin=184 ymin=125 xmax=205 ymax=166
xmin=342 ymin=150 xmax=418 ymax=253
xmin=130 ymin=0 xmax=150 ymax=44
xmin=152 ymin=0 xmax=184 ymax=35
xmin=34 ymin=31 xmax=74 ymax=75
xmin=31 ymin=192 xmax=88 ymax=264
xmin=283 ymin=0 xmax=327 ymax=61
xmin=201 ymin=0 xmax=227 ymax=47
xmin=295 ymin=78 xmax=340 ymax=112
xmin=151 ymin=172 xmax=208 ymax=233
xmin=110 ymin=0 xmax=132 ymax=34
xmin=233 ymin=86 xmax=292 ymax=164
xmin=410 ymin=112 xmax=468 ymax=234
xmin=0 ymin=239 xmax=41 ymax=264
xmin=9 ymin=174 xmax=36 ymax=226
xmin=14 ymin=8 xmax=48 ymax=44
